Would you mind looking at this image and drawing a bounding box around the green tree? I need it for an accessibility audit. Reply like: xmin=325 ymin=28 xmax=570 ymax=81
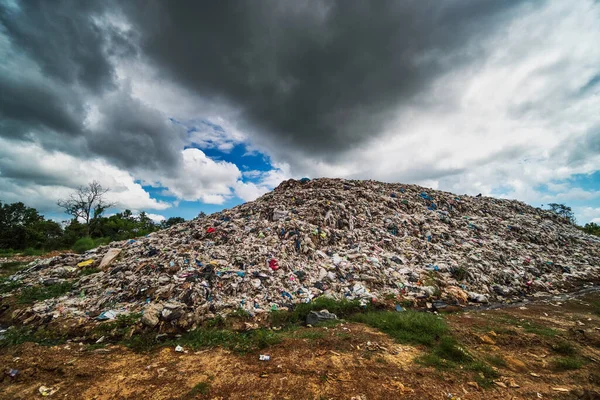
xmin=546 ymin=203 xmax=576 ymax=224
xmin=581 ymin=222 xmax=600 ymax=237
xmin=0 ymin=201 xmax=63 ymax=250
xmin=160 ymin=216 xmax=185 ymax=229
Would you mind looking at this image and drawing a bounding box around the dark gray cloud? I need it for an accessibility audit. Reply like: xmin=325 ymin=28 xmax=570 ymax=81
xmin=122 ymin=0 xmax=536 ymax=158
xmin=87 ymin=92 xmax=186 ymax=174
xmin=0 ymin=0 xmax=116 ymax=93
xmin=0 ymin=0 xmax=538 ymax=171
xmin=0 ymin=0 xmax=181 ymax=173
xmin=0 ymin=72 xmax=83 ymax=137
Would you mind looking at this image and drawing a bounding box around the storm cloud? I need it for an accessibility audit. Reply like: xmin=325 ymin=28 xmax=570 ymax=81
xmin=122 ymin=0 xmax=534 ymax=159
xmin=1 ymin=0 xmax=600 ymax=221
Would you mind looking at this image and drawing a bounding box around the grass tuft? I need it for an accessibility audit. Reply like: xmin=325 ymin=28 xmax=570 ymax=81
xmin=18 ymin=282 xmax=73 ymax=304
xmin=551 ymin=341 xmax=577 ymax=356
xmin=350 ymin=310 xmax=447 ymax=346
xmin=552 ymin=356 xmax=584 ymax=371
xmin=170 ymin=328 xmax=282 ymax=354
xmin=187 ymin=381 xmax=210 ymax=397
xmin=0 ymin=326 xmax=67 ymax=348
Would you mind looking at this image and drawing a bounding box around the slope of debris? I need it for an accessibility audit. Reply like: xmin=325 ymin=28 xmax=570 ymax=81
xmin=3 ymin=178 xmax=600 ymax=330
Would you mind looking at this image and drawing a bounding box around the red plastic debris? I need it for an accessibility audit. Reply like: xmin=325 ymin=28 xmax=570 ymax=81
xmin=269 ymin=258 xmax=279 ymax=271
xmin=206 ymin=227 xmax=216 ymax=234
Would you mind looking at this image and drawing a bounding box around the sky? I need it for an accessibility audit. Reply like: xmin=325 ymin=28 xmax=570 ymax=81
xmin=0 ymin=0 xmax=599 ymax=224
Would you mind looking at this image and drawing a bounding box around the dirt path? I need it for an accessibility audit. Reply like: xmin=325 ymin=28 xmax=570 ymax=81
xmin=1 ymin=293 xmax=599 ymax=400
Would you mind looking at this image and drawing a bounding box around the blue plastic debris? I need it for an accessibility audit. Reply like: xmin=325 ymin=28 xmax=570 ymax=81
xmin=300 ymin=177 xmax=311 ymax=183
xmin=395 ymin=304 xmax=405 ymax=312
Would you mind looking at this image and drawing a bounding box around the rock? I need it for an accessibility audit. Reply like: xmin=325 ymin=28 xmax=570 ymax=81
xmin=504 ymin=356 xmax=527 ymax=372
xmin=477 ymin=334 xmax=496 ymax=345
xmin=99 ymin=248 xmax=121 ymax=270
xmin=141 ymin=303 xmax=164 ymax=327
xmin=306 ymin=310 xmax=337 ymax=325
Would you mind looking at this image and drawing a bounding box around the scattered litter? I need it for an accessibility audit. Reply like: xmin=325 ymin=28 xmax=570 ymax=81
xmin=259 ymin=354 xmax=270 ymax=361
xmin=6 ymin=368 xmax=19 ymax=378
xmin=175 ymin=345 xmax=184 ymax=353
xmin=38 ymin=386 xmax=58 ymax=396
xmin=76 ymin=259 xmax=94 ymax=268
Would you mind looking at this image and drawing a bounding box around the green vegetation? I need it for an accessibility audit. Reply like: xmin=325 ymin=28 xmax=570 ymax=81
xmin=484 ymin=354 xmax=507 ymax=368
xmin=0 ymin=326 xmax=67 ymax=348
xmin=551 ymin=341 xmax=577 ymax=356
xmin=187 ymin=381 xmax=211 ymax=397
xmin=580 ymin=222 xmax=600 ymax=237
xmin=72 ymin=237 xmax=97 ymax=254
xmin=0 ymin=194 xmax=186 ymax=255
xmin=0 ymin=261 xmax=27 ymax=277
xmin=546 ymin=203 xmax=576 ymax=224
xmin=492 ymin=314 xmax=557 ymax=337
xmin=589 ymin=299 xmax=600 ymax=316
xmin=18 ymin=282 xmax=73 ymax=304
xmin=270 ymin=296 xmax=370 ymax=326
xmin=95 ymin=313 xmax=142 ymax=336
xmin=350 ymin=310 xmax=447 ymax=346
xmin=174 ymin=328 xmax=282 ymax=354
xmin=552 ymin=356 xmax=585 ymax=371
xmin=0 ymin=277 xmax=22 ymax=294
xmin=80 ymin=266 xmax=100 ymax=276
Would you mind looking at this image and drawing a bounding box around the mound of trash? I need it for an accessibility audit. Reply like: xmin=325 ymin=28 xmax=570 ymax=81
xmin=2 ymin=178 xmax=599 ymax=330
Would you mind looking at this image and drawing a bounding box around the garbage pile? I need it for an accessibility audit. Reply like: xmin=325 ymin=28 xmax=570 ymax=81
xmin=2 ymin=178 xmax=599 ymax=330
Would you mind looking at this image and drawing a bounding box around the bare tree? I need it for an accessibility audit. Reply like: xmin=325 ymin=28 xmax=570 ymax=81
xmin=57 ymin=181 xmax=114 ymax=235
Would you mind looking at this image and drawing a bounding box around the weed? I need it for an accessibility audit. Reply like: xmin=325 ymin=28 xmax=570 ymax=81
xmin=85 ymin=342 xmax=107 ymax=351
xmin=0 ymin=261 xmax=27 ymax=277
xmin=270 ymin=297 xmax=371 ymax=327
xmin=484 ymin=354 xmax=507 ymax=368
xmin=433 ymin=336 xmax=471 ymax=363
xmin=0 ymin=277 xmax=22 ymax=294
xmin=589 ymin=300 xmax=600 ymax=316
xmin=468 ymin=361 xmax=499 ymax=388
xmin=451 ymin=266 xmax=468 ymax=281
xmin=0 ymin=326 xmax=67 ymax=348
xmin=524 ymin=324 xmax=557 ymax=337
xmin=551 ymin=341 xmax=577 ymax=356
xmin=122 ymin=332 xmax=160 ymax=353
xmin=18 ymin=282 xmax=73 ymax=304
xmin=350 ymin=310 xmax=447 ymax=346
xmin=229 ymin=308 xmax=252 ymax=319
xmin=173 ymin=328 xmax=282 ymax=354
xmin=552 ymin=356 xmax=584 ymax=371
xmin=187 ymin=381 xmax=210 ymax=397
xmin=294 ymin=330 xmax=325 ymax=340
xmin=80 ymin=267 xmax=100 ymax=276
xmin=493 ymin=314 xmax=557 ymax=337
xmin=416 ymin=353 xmax=455 ymax=370
xmin=95 ymin=313 xmax=141 ymax=336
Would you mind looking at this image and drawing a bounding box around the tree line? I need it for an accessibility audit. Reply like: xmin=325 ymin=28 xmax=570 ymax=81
xmin=0 ymin=181 xmax=185 ymax=254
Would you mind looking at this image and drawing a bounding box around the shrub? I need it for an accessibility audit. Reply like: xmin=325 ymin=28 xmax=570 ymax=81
xmin=72 ymin=237 xmax=96 ymax=253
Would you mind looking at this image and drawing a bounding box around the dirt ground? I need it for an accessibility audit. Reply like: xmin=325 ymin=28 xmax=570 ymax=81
xmin=1 ymin=292 xmax=599 ymax=400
